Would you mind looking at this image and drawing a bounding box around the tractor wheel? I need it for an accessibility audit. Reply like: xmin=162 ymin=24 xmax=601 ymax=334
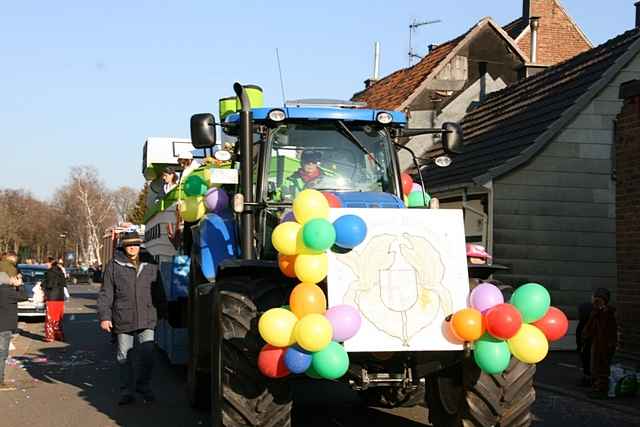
xmin=212 ymin=274 xmax=293 ymax=427
xmin=426 ymin=357 xmax=535 ymax=427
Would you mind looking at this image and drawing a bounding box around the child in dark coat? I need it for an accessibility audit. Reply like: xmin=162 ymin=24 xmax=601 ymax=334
xmin=582 ymin=288 xmax=617 ymax=398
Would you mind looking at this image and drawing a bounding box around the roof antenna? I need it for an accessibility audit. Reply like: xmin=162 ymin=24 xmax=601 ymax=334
xmin=276 ymin=48 xmax=287 ymax=107
xmin=408 ymin=18 xmax=442 ymax=66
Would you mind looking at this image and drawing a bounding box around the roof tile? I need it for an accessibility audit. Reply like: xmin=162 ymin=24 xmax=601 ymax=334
xmin=422 ymin=28 xmax=640 ymax=190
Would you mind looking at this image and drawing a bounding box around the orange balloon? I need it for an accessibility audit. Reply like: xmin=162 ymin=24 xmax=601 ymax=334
xmin=278 ymin=254 xmax=297 ymax=278
xmin=289 ymin=283 xmax=327 ymax=318
xmin=450 ymin=308 xmax=485 ymax=342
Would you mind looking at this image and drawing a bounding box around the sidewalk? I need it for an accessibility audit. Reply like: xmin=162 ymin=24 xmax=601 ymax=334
xmin=535 ymin=351 xmax=640 ymax=418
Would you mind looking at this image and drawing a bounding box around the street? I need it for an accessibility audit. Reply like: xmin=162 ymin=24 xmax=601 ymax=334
xmin=1 ymin=285 xmax=638 ymax=427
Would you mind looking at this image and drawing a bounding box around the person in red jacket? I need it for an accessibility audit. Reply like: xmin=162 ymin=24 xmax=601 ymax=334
xmin=582 ymin=288 xmax=618 ymax=399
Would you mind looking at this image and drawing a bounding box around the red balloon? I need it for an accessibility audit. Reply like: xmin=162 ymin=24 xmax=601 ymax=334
xmin=532 ymin=307 xmax=568 ymax=342
xmin=322 ymin=192 xmax=342 ymax=208
xmin=258 ymin=344 xmax=290 ymax=378
xmin=485 ymin=304 xmax=522 ymax=340
xmin=401 ymin=173 xmax=414 ymax=196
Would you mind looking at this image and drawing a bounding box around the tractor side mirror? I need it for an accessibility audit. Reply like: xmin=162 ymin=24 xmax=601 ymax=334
xmin=190 ymin=113 xmax=217 ymax=148
xmin=442 ymin=122 xmax=464 ymax=154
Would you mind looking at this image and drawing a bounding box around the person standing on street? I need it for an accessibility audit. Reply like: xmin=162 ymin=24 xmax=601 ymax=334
xmin=582 ymin=288 xmax=618 ymax=399
xmin=43 ymin=260 xmax=67 ymax=342
xmin=0 ymin=254 xmax=27 ymax=391
xmin=97 ymin=232 xmax=167 ymax=405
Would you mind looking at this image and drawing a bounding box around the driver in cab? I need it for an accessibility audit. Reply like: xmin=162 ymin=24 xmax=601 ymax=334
xmin=285 ymin=150 xmax=324 ymax=197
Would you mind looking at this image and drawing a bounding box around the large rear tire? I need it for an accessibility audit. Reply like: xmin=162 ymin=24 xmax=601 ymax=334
xmin=426 ymin=357 xmax=535 ymax=427
xmin=212 ymin=273 xmax=293 ymax=427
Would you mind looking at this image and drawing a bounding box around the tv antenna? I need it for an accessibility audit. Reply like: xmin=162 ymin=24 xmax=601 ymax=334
xmin=408 ymin=19 xmax=442 ymax=66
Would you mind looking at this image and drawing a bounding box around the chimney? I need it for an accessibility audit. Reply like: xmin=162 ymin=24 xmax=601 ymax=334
xmin=428 ymin=44 xmax=438 ymax=53
xmin=373 ymin=41 xmax=380 ymax=81
xmin=529 ymin=16 xmax=540 ymax=64
xmin=636 ymin=1 xmax=640 ymax=28
xmin=523 ymin=0 xmax=531 ymax=22
xmin=364 ymin=42 xmax=381 ymax=89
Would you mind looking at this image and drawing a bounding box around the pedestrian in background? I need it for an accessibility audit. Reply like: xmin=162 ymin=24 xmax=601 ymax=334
xmin=576 ymin=300 xmax=593 ymax=386
xmin=43 ymin=259 xmax=67 ymax=342
xmin=0 ymin=260 xmax=27 ymax=391
xmin=582 ymin=288 xmax=618 ymax=399
xmin=97 ymin=232 xmax=167 ymax=405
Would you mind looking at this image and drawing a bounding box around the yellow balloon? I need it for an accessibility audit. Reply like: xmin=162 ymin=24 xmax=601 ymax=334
xmin=294 ymin=253 xmax=328 ymax=284
xmin=295 ymin=313 xmax=333 ymax=352
xmin=293 ymin=189 xmax=329 ymax=224
xmin=508 ymin=324 xmax=549 ymax=364
xmin=258 ymin=308 xmax=298 ymax=347
xmin=272 ymin=222 xmax=303 ymax=256
xmin=296 ymin=230 xmax=324 ymax=255
xmin=180 ymin=197 xmax=206 ymax=222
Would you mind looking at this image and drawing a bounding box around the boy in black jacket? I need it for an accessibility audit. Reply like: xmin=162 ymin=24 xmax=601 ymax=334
xmin=0 ymin=270 xmax=27 ymax=390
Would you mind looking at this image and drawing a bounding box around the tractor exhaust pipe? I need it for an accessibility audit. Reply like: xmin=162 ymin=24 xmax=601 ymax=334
xmin=233 ymin=82 xmax=255 ymax=260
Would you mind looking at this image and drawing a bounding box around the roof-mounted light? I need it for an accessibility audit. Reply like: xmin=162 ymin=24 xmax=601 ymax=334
xmin=268 ymin=109 xmax=286 ymax=122
xmin=376 ymin=112 xmax=393 ymax=124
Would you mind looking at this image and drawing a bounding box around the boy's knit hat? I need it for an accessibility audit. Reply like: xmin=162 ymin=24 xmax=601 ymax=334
xmin=593 ymin=287 xmax=610 ymax=303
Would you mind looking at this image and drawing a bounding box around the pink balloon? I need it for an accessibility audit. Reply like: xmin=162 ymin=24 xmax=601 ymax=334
xmin=469 ymin=282 xmax=504 ymax=313
xmin=204 ymin=188 xmax=229 ymax=213
xmin=411 ymin=183 xmax=422 ymax=193
xmin=325 ymin=305 xmax=361 ymax=342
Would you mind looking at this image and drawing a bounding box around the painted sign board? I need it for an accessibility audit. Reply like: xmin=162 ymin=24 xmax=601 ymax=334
xmin=328 ymin=208 xmax=469 ymax=352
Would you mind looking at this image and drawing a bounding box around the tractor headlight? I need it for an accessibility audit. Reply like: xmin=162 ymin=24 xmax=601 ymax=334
xmin=268 ymin=109 xmax=286 ymax=122
xmin=376 ymin=112 xmax=393 ymax=124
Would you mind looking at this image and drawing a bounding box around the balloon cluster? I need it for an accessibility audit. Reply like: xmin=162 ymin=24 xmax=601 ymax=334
xmin=258 ymin=189 xmax=367 ymax=380
xmin=401 ymin=172 xmax=431 ymax=208
xmin=179 ymin=168 xmax=229 ymax=222
xmin=448 ymin=282 xmax=568 ymax=374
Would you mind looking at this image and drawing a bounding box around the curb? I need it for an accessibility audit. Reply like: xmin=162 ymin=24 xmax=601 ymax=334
xmin=534 ymin=382 xmax=640 ymax=418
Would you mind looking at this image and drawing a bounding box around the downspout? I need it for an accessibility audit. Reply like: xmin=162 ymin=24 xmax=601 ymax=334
xmin=530 ymin=17 xmax=540 ymax=64
xmin=233 ymin=82 xmax=255 ymax=260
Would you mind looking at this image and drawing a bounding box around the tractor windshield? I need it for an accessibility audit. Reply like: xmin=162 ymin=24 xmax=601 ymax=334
xmin=267 ymin=122 xmax=396 ymax=202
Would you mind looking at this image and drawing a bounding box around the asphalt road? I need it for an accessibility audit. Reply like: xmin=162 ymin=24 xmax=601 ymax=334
xmin=1 ymin=285 xmax=638 ymax=427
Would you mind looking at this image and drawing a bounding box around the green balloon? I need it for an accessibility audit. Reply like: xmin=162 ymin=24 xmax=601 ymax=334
xmin=473 ymin=333 xmax=511 ymax=374
xmin=183 ymin=175 xmax=208 ymax=196
xmin=510 ymin=283 xmax=551 ymax=323
xmin=302 ymin=218 xmax=336 ymax=251
xmin=311 ymin=341 xmax=349 ymax=380
xmin=407 ymin=191 xmax=431 ymax=208
xmin=305 ymin=364 xmax=322 ymax=379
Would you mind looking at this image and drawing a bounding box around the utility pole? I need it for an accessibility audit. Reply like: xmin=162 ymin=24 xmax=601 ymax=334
xmin=408 ymin=19 xmax=442 ymax=66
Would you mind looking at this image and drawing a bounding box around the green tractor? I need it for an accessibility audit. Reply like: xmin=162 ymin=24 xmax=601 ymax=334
xmin=147 ymin=82 xmax=535 ymax=426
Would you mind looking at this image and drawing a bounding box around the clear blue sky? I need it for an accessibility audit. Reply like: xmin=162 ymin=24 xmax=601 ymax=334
xmin=1 ymin=0 xmax=635 ymax=199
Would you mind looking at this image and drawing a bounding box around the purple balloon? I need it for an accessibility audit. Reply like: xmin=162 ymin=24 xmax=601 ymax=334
xmin=280 ymin=211 xmax=296 ymax=223
xmin=204 ymin=188 xmax=229 ymax=213
xmin=469 ymin=282 xmax=504 ymax=313
xmin=411 ymin=183 xmax=422 ymax=193
xmin=326 ymin=304 xmax=362 ymax=342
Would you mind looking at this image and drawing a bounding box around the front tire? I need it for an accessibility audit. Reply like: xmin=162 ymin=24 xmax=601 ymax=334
xmin=212 ymin=273 xmax=293 ymax=427
xmin=426 ymin=357 xmax=535 ymax=427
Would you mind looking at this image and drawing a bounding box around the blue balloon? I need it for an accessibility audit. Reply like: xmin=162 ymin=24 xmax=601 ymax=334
xmin=284 ymin=346 xmax=312 ymax=374
xmin=333 ymin=215 xmax=367 ymax=249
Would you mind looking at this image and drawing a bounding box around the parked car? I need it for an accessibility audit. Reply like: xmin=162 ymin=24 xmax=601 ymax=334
xmin=16 ymin=264 xmax=47 ymax=319
xmin=66 ymin=266 xmax=93 ymax=285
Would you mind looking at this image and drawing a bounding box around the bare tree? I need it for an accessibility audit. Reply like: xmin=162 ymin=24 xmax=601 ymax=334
xmin=112 ymin=186 xmax=139 ymax=224
xmin=54 ymin=166 xmax=117 ymax=265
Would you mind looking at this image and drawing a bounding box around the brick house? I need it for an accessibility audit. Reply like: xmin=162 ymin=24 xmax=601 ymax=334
xmin=504 ymin=0 xmax=591 ymax=66
xmin=352 ymin=0 xmax=591 ymax=170
xmin=421 ymin=27 xmax=640 ymax=333
xmin=615 ymin=80 xmax=640 ymax=357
